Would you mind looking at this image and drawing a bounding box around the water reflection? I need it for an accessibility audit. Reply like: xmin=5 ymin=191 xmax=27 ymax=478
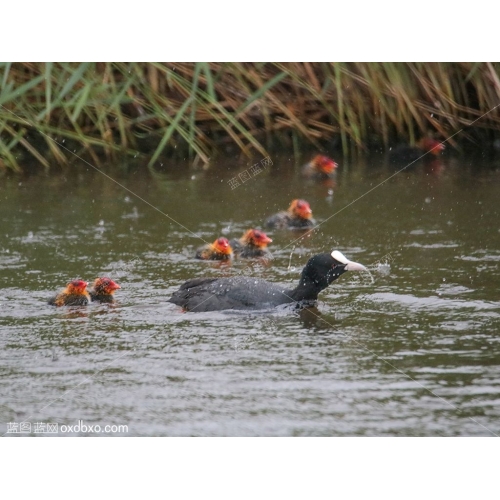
xmin=297 ymin=307 xmax=337 ymax=332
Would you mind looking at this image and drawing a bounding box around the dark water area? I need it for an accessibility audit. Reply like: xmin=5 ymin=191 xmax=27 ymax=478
xmin=1 ymin=153 xmax=500 ymax=436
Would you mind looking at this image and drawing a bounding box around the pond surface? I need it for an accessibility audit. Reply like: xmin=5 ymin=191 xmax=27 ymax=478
xmin=1 ymin=153 xmax=499 ymax=436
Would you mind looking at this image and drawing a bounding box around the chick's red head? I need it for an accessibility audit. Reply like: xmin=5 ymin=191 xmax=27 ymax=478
xmin=213 ymin=237 xmax=232 ymax=255
xmin=67 ymin=279 xmax=89 ymax=294
xmin=94 ymin=277 xmax=121 ymax=294
xmin=245 ymin=229 xmax=272 ymax=247
xmin=419 ymin=138 xmax=445 ymax=155
xmin=289 ymin=199 xmax=313 ymax=219
xmin=312 ymin=155 xmax=338 ymax=174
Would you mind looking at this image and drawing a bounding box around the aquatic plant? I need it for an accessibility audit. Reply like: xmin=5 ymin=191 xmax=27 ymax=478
xmin=0 ymin=62 xmax=499 ymax=171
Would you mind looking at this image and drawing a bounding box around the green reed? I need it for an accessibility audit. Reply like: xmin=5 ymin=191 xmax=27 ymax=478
xmin=0 ymin=62 xmax=499 ymax=171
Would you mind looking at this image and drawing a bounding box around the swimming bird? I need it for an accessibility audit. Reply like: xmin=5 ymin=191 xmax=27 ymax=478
xmin=48 ymin=279 xmax=90 ymax=306
xmin=302 ymin=155 xmax=338 ymax=179
xmin=265 ymin=199 xmax=315 ymax=230
xmin=168 ymin=250 xmax=366 ymax=312
xmin=89 ymin=277 xmax=121 ymax=303
xmin=230 ymin=229 xmax=272 ymax=258
xmin=388 ymin=138 xmax=445 ymax=165
xmin=195 ymin=237 xmax=233 ymax=261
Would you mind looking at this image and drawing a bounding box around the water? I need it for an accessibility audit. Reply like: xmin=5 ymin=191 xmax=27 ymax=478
xmin=1 ymin=154 xmax=499 ymax=436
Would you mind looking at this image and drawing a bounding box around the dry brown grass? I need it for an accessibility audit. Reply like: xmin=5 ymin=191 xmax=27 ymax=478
xmin=0 ymin=62 xmax=499 ymax=171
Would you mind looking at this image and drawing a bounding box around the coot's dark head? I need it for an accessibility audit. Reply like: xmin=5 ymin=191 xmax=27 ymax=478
xmin=301 ymin=250 xmax=367 ymax=289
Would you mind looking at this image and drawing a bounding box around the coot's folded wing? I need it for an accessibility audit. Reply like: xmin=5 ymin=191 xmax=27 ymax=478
xmin=221 ymin=277 xmax=291 ymax=309
xmin=169 ymin=276 xmax=290 ymax=311
xmin=168 ymin=278 xmax=218 ymax=309
xmin=177 ymin=277 xmax=218 ymax=291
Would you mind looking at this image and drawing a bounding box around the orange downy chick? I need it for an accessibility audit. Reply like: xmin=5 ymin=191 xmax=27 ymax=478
xmin=48 ymin=279 xmax=90 ymax=306
xmin=196 ymin=237 xmax=233 ymax=260
xmin=90 ymin=277 xmax=121 ymax=303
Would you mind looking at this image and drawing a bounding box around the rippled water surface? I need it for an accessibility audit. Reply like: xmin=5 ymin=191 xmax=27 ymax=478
xmin=1 ymin=154 xmax=499 ymax=436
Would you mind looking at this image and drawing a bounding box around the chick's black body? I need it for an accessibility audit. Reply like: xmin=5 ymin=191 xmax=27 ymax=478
xmin=169 ymin=253 xmax=349 ymax=312
xmin=89 ymin=292 xmax=115 ymax=303
xmin=48 ymin=279 xmax=90 ymax=307
xmin=388 ymin=145 xmax=426 ymax=165
xmin=88 ymin=277 xmax=121 ymax=303
xmin=388 ymin=139 xmax=444 ymax=166
xmin=229 ymin=239 xmax=272 ymax=259
xmin=48 ymin=294 xmax=90 ymax=306
xmin=265 ymin=213 xmax=315 ymax=230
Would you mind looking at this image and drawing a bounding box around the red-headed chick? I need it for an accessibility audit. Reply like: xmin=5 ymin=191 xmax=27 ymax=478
xmin=418 ymin=138 xmax=446 ymax=155
xmin=302 ymin=155 xmax=338 ymax=179
xmin=230 ymin=229 xmax=273 ymax=258
xmin=389 ymin=138 xmax=445 ymax=164
xmin=265 ymin=199 xmax=315 ymax=230
xmin=89 ymin=277 xmax=121 ymax=303
xmin=195 ymin=237 xmax=233 ymax=261
xmin=48 ymin=279 xmax=90 ymax=306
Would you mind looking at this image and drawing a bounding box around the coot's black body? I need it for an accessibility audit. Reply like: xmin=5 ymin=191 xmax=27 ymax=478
xmin=169 ymin=276 xmax=294 ymax=312
xmin=168 ymin=251 xmax=366 ymax=312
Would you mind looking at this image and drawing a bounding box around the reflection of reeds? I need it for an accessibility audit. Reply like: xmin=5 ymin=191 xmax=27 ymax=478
xmin=1 ymin=62 xmax=499 ymax=171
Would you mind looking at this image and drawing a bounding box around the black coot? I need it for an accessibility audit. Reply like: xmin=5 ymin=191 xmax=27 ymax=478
xmin=168 ymin=250 xmax=366 ymax=312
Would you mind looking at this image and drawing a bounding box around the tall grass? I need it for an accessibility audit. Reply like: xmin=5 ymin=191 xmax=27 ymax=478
xmin=0 ymin=62 xmax=499 ymax=171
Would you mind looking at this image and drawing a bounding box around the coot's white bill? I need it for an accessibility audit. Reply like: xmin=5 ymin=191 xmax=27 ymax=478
xmin=331 ymin=250 xmax=367 ymax=271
